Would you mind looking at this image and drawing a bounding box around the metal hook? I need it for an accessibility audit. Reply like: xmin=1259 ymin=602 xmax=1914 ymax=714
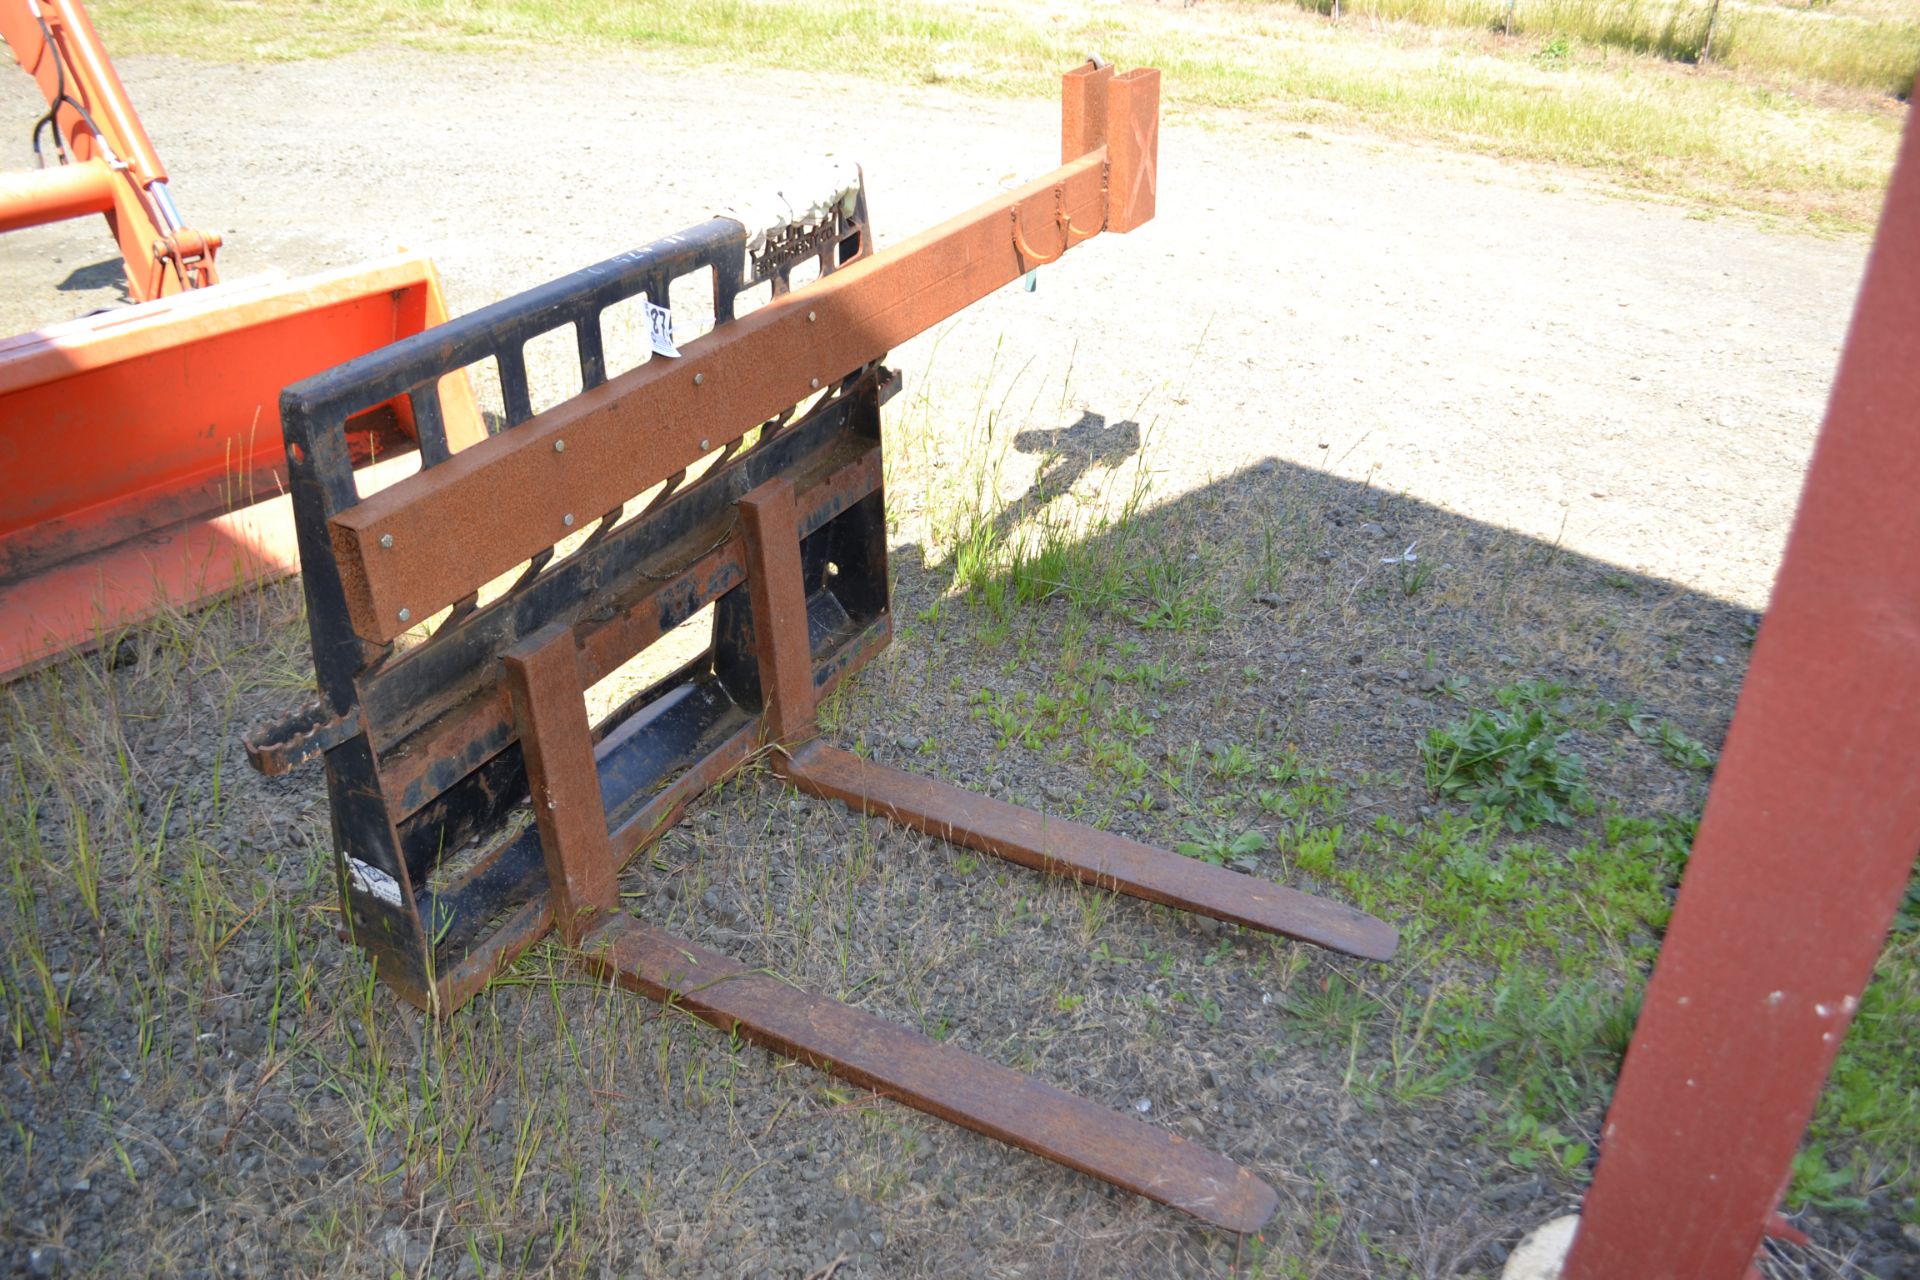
xmin=1011 ymin=185 xmax=1070 ymax=268
xmin=1012 ymin=171 xmax=1108 ymax=268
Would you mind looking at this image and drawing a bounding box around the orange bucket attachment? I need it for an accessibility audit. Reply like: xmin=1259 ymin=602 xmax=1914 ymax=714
xmin=0 ymin=252 xmax=483 ymax=680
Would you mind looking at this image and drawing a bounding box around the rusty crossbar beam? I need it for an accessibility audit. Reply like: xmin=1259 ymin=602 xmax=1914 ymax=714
xmin=253 ymin=63 xmax=1395 ymax=1235
xmin=323 ymin=67 xmax=1159 ymax=645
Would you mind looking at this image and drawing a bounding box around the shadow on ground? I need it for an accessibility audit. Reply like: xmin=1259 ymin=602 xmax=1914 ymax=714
xmin=3 ymin=401 xmax=1911 ymax=1280
xmin=54 ymin=257 xmax=128 ymax=303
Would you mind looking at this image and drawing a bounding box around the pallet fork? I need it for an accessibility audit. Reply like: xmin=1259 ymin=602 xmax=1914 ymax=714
xmin=248 ymin=63 xmax=1397 ymax=1232
xmin=0 ymin=0 xmax=483 ymax=680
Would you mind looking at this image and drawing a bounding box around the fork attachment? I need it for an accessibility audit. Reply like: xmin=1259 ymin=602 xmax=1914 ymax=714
xmin=250 ymin=62 xmax=1394 ymax=1235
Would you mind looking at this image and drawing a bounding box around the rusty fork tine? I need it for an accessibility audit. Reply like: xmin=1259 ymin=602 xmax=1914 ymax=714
xmin=578 ymin=914 xmax=1279 ymax=1234
xmin=736 ymin=475 xmax=1397 ymax=964
xmin=783 ymin=741 xmax=1398 ymax=962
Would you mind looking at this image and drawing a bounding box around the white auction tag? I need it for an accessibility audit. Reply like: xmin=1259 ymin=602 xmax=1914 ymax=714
xmin=345 ymin=856 xmax=403 ymax=907
xmin=644 ymin=298 xmax=682 ymax=358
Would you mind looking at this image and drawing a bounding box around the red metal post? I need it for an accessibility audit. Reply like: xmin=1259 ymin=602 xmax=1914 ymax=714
xmin=1563 ymin=114 xmax=1920 ymax=1278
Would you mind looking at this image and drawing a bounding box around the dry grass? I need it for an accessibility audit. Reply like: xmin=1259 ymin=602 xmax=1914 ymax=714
xmin=1265 ymin=0 xmax=1920 ymax=97
xmin=2 ymin=25 xmax=1909 ymax=1266
xmin=2 ymin=349 xmax=1908 ymax=1275
xmin=94 ymin=0 xmax=1907 ymax=230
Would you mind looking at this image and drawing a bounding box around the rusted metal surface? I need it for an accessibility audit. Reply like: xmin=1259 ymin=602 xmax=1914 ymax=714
xmin=579 ymin=913 xmax=1280 ymax=1233
xmin=501 ymin=624 xmax=619 ymax=945
xmin=359 ymin=441 xmax=881 ymax=819
xmin=1562 ymin=114 xmax=1920 ymax=1279
xmin=1105 ymin=68 xmax=1160 ymax=235
xmin=325 ymin=149 xmax=1126 ymax=644
xmin=738 ymin=478 xmax=821 ymax=747
xmin=730 ymin=455 xmax=1390 ymax=960
xmin=786 ymin=742 xmax=1398 ymax=961
xmin=251 ymin=182 xmax=883 ymax=1005
xmin=243 ymin=697 xmax=364 ymax=778
xmin=1060 ymin=58 xmax=1112 ymax=163
xmin=734 ymin=467 xmax=1395 ymax=964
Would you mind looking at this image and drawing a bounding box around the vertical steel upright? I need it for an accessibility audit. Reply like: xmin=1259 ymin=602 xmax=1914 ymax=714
xmin=1564 ymin=115 xmax=1920 ymax=1279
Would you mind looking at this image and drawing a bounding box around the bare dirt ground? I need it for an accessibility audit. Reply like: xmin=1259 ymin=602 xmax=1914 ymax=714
xmin=0 ymin=50 xmax=1866 ymax=608
xmin=1 ymin=48 xmax=1899 ymax=1280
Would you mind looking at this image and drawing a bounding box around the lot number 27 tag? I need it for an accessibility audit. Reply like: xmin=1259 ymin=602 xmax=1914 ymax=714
xmin=644 ymin=299 xmax=682 ymax=359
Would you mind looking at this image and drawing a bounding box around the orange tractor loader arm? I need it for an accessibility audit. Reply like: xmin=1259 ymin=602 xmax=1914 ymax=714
xmin=0 ymin=0 xmax=483 ymax=682
xmin=0 ymin=0 xmax=217 ymax=298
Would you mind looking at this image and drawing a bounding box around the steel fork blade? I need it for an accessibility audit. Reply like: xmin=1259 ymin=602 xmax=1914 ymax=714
xmin=579 ymin=913 xmax=1280 ymax=1233
xmin=783 ymin=741 xmax=1398 ymax=962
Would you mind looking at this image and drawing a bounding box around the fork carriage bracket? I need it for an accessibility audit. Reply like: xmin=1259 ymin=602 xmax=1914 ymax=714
xmin=251 ymin=64 xmax=1396 ymax=1235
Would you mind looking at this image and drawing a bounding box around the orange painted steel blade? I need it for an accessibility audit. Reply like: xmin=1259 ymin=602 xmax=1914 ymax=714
xmin=0 ymin=253 xmax=482 ymax=681
xmin=0 ymin=460 xmax=403 ymax=682
xmin=580 ymin=914 xmax=1279 ymax=1233
xmin=785 ymin=741 xmax=1398 ymax=962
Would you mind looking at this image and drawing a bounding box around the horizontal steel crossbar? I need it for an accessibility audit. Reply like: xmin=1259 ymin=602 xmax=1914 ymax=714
xmin=323 ymin=64 xmax=1159 ymax=645
xmin=324 ymin=155 xmax=1104 ymax=642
